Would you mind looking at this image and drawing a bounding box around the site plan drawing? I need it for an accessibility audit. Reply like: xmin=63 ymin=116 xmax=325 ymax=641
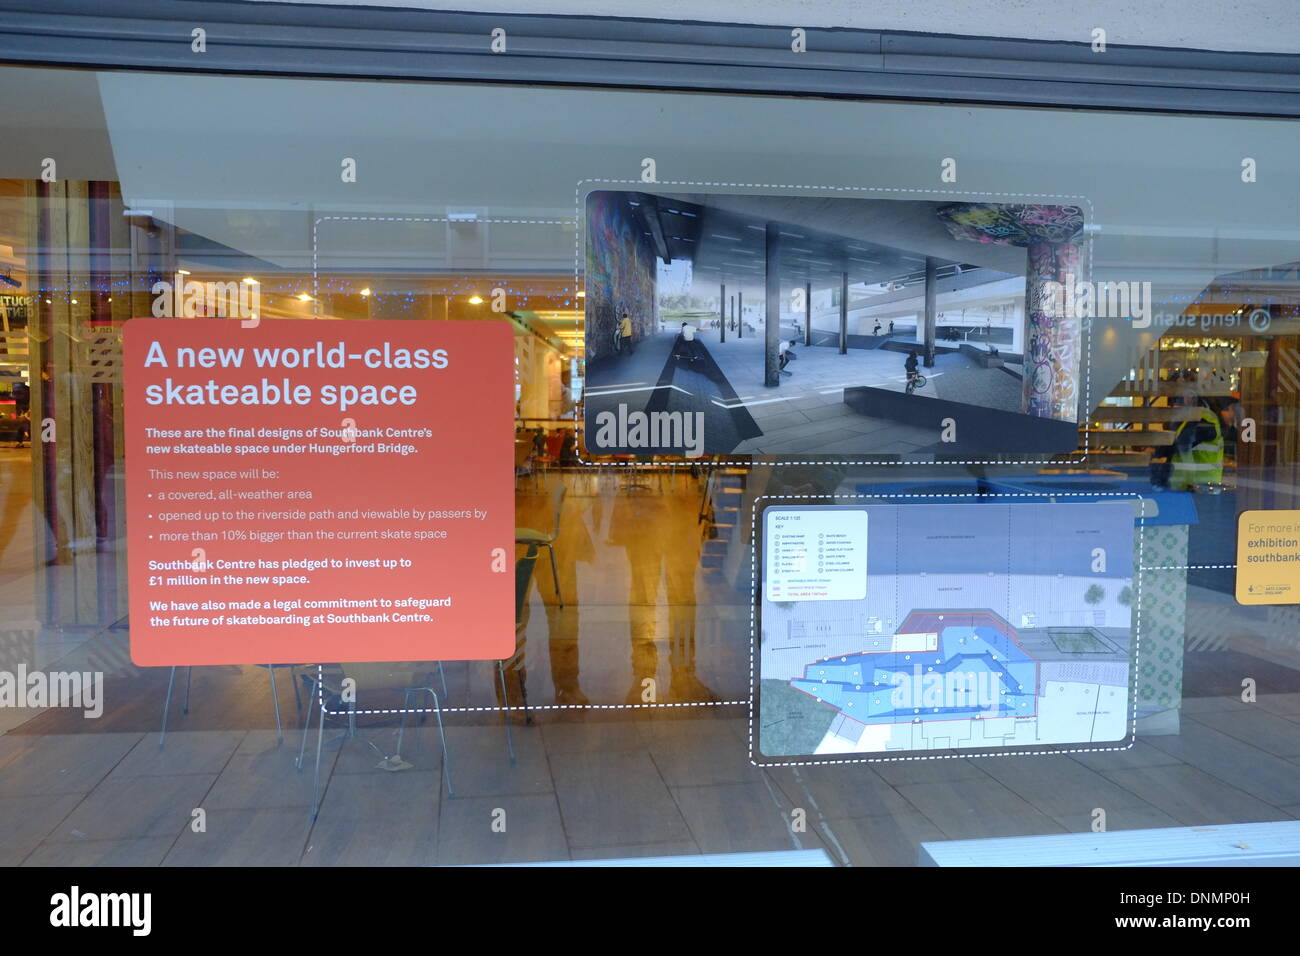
xmin=758 ymin=501 xmax=1138 ymax=759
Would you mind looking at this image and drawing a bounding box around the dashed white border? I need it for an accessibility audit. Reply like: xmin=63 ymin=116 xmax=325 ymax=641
xmin=308 ymin=196 xmax=1102 ymax=470
xmin=310 ymin=665 xmax=746 ymax=718
xmin=746 ymin=492 xmax=1146 ymax=767
xmin=305 ymin=213 xmax=749 ymax=715
xmin=574 ymin=178 xmax=1099 ymax=468
xmin=311 ymin=214 xmax=576 ymax=309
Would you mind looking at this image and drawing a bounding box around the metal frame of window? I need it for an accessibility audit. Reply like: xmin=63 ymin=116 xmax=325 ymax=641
xmin=0 ymin=0 xmax=1298 ymax=116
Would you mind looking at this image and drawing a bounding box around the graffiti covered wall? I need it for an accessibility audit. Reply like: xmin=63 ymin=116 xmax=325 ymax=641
xmin=585 ymin=191 xmax=657 ymax=362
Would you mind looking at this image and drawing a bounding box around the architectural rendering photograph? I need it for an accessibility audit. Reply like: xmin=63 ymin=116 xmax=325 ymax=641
xmin=584 ymin=190 xmax=1086 ymax=456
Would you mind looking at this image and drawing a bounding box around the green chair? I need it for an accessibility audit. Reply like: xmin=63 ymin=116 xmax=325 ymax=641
xmin=499 ymin=542 xmax=541 ymax=762
xmin=515 ymin=480 xmax=565 ymax=607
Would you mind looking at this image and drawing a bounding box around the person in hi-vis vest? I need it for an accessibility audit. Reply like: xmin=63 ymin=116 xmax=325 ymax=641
xmin=1169 ymin=394 xmax=1224 ymax=491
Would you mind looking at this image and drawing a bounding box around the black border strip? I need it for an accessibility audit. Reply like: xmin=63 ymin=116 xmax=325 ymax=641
xmin=0 ymin=0 xmax=1298 ymax=116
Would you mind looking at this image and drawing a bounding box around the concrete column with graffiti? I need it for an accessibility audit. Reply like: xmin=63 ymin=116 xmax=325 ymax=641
xmin=937 ymin=203 xmax=1086 ymax=421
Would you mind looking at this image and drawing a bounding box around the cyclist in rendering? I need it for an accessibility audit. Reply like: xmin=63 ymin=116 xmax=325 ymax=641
xmin=904 ymin=350 xmax=920 ymax=392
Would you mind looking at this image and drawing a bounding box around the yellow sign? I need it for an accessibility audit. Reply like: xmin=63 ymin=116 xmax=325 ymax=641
xmin=1237 ymin=510 xmax=1300 ymax=605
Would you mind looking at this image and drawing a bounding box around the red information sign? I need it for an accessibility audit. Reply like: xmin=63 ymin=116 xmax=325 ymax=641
xmin=123 ymin=318 xmax=515 ymax=665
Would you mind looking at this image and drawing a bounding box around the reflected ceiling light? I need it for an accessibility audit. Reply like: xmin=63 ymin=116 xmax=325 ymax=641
xmin=176 ymin=269 xmax=191 ymax=276
xmin=243 ymin=277 xmax=259 ymax=285
xmin=296 ymin=293 xmax=312 ymax=302
xmin=575 ymin=291 xmax=585 ymax=298
xmin=468 ymin=295 xmax=484 ymax=305
xmin=360 ymin=288 xmax=371 ymax=297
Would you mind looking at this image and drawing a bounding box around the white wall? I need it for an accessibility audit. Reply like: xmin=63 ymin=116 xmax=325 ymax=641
xmin=258 ymin=0 xmax=1300 ymax=55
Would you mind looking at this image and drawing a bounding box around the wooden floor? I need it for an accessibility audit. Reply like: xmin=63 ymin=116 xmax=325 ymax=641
xmin=2 ymin=464 xmax=1300 ymax=864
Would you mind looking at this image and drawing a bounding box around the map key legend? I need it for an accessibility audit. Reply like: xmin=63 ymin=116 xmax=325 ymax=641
xmin=765 ymin=508 xmax=868 ymax=602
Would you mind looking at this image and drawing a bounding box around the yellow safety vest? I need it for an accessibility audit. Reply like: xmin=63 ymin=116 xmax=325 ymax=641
xmin=1170 ymin=407 xmax=1223 ymax=491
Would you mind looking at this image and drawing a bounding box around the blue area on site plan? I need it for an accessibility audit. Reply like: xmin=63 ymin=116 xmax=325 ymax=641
xmin=790 ymin=611 xmax=1038 ymax=724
